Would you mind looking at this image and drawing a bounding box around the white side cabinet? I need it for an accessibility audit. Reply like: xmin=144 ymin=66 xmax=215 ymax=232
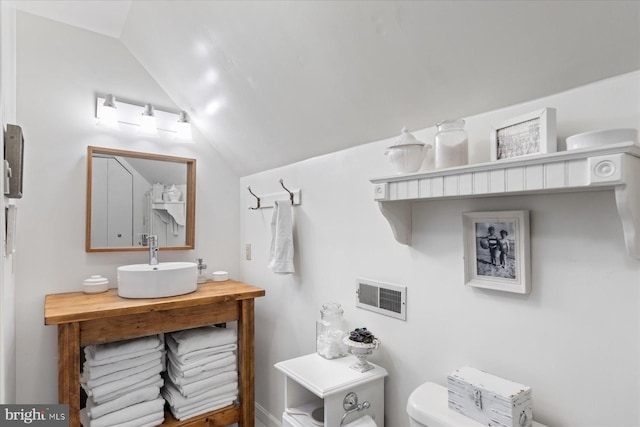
xmin=275 ymin=353 xmax=388 ymax=427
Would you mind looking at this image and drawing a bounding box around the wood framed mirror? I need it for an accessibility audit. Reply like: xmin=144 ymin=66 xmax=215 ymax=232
xmin=86 ymin=146 xmax=196 ymax=252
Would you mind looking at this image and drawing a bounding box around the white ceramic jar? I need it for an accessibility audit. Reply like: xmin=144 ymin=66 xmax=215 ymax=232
xmin=385 ymin=127 xmax=432 ymax=174
xmin=166 ymin=185 xmax=181 ymax=202
xmin=82 ymin=275 xmax=109 ymax=294
xmin=434 ymin=119 xmax=468 ymax=169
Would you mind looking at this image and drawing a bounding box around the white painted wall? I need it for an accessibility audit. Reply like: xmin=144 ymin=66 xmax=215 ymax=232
xmin=14 ymin=12 xmax=240 ymax=403
xmin=241 ymin=71 xmax=640 ymax=427
xmin=9 ymin=7 xmax=640 ymax=426
xmin=0 ymin=1 xmax=17 ymax=404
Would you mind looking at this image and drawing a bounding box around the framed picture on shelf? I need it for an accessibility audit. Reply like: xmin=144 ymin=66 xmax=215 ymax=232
xmin=462 ymin=210 xmax=530 ymax=294
xmin=490 ymin=108 xmax=556 ymax=161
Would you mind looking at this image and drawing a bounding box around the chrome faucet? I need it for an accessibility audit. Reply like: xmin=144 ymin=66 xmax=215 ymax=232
xmin=148 ymin=235 xmax=159 ymax=265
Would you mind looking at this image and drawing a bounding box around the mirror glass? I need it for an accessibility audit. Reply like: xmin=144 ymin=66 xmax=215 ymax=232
xmin=86 ymin=146 xmax=196 ymax=252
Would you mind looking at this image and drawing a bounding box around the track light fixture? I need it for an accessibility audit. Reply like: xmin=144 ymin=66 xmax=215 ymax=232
xmin=95 ymin=95 xmax=194 ymax=142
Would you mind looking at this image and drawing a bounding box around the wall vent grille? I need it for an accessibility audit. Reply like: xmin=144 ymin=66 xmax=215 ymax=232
xmin=356 ymin=278 xmax=406 ymax=321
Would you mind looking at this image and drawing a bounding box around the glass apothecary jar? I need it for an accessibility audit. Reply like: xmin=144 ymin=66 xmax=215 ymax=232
xmin=434 ymin=119 xmax=468 ymax=169
xmin=316 ymin=303 xmax=347 ymax=359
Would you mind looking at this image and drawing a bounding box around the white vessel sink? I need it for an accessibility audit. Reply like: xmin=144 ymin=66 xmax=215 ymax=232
xmin=117 ymin=262 xmax=198 ymax=298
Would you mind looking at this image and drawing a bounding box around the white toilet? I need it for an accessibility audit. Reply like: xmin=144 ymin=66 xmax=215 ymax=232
xmin=407 ymin=382 xmax=548 ymax=427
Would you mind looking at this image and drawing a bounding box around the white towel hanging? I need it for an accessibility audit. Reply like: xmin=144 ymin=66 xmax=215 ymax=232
xmin=268 ymin=200 xmax=295 ymax=274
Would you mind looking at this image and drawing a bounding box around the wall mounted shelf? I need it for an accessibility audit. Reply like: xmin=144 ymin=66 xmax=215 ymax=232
xmin=370 ymin=141 xmax=640 ymax=259
xmin=152 ymin=201 xmax=186 ymax=226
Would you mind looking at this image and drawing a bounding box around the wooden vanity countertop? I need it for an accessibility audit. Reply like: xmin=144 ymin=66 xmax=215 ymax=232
xmin=45 ymin=280 xmax=265 ymax=325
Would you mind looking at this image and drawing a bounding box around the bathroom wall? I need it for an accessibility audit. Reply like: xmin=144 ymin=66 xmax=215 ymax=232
xmin=241 ymin=71 xmax=640 ymax=427
xmin=0 ymin=2 xmax=17 ymax=404
xmin=14 ymin=12 xmax=240 ymax=403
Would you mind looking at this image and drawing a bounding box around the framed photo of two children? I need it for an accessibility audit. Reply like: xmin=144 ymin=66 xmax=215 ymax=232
xmin=462 ymin=210 xmax=530 ymax=294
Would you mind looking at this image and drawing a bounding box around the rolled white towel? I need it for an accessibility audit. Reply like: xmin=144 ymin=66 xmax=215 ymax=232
xmin=83 ymin=358 xmax=163 ymax=389
xmin=171 ymin=393 xmax=237 ymax=421
xmin=168 ymin=327 xmax=236 ymax=356
xmin=167 ymin=359 xmax=236 ymax=386
xmin=174 ymin=370 xmax=238 ymax=398
xmin=166 ymin=341 xmax=237 ymax=365
xmin=86 ymin=386 xmax=160 ymax=419
xmin=80 ymin=397 xmax=164 ymax=427
xmin=167 ymin=351 xmax=236 ymax=377
xmin=162 ymin=380 xmax=237 ymax=410
xmin=84 ymin=351 xmax=163 ymax=380
xmin=85 ymin=342 xmax=164 ymax=367
xmin=85 ymin=335 xmax=162 ymax=362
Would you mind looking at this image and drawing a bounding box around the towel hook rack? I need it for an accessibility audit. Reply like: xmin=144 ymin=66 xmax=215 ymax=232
xmin=247 ymin=180 xmax=300 ymax=209
xmin=247 ymin=186 xmax=261 ymax=210
xmin=279 ymin=179 xmax=294 ymax=204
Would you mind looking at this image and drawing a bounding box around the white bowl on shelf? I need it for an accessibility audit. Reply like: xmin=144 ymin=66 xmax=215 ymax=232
xmin=566 ymin=128 xmax=638 ymax=150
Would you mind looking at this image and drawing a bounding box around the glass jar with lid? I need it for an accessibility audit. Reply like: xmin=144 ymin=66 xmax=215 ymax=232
xmin=316 ymin=303 xmax=347 ymax=359
xmin=434 ymin=119 xmax=469 ymax=169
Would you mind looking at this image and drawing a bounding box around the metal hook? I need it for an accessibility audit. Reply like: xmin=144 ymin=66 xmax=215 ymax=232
xmin=279 ymin=179 xmax=294 ymax=204
xmin=247 ymin=186 xmax=261 ymax=210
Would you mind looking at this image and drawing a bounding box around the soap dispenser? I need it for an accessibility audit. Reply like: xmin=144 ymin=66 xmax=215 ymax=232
xmin=196 ymin=258 xmax=208 ymax=283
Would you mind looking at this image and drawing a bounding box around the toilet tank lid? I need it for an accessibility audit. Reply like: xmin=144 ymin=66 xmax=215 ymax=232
xmin=407 ymin=382 xmax=471 ymax=427
xmin=406 ymin=382 xmax=548 ymax=427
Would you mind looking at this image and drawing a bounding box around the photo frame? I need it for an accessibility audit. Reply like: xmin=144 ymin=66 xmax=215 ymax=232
xmin=462 ymin=210 xmax=530 ymax=294
xmin=490 ymin=108 xmax=556 ymax=161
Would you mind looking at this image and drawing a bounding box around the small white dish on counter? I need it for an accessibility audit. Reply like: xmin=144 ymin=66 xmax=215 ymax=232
xmin=83 ymin=275 xmax=109 ymax=294
xmin=212 ymin=271 xmax=229 ymax=282
xmin=566 ymin=128 xmax=638 ymax=150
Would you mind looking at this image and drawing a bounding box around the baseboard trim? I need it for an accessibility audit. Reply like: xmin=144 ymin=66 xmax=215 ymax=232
xmin=256 ymin=401 xmax=281 ymax=427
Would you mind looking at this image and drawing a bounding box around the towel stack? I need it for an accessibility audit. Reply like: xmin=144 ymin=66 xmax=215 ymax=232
xmin=80 ymin=334 xmax=166 ymax=427
xmin=162 ymin=326 xmax=239 ymax=421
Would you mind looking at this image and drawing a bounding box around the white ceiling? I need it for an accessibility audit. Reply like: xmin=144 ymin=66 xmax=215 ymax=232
xmin=12 ymin=0 xmax=131 ymax=39
xmin=11 ymin=0 xmax=640 ymax=176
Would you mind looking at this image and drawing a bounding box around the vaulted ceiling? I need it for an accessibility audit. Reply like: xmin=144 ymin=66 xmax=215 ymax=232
xmin=12 ymin=0 xmax=640 ymax=176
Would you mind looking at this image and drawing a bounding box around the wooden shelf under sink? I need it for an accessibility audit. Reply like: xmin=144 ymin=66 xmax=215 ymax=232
xmin=45 ymin=280 xmax=265 ymax=427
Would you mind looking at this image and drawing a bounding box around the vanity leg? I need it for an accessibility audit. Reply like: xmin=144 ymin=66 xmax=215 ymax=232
xmin=238 ymin=299 xmax=255 ymax=427
xmin=58 ymin=322 xmax=80 ymax=427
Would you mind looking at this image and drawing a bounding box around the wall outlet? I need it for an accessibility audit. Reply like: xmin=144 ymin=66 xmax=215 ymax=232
xmin=245 ymin=243 xmax=251 ymax=260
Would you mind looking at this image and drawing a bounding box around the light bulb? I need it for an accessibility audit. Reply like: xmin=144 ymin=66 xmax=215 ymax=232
xmin=175 ymin=111 xmax=193 ymax=142
xmin=139 ymin=104 xmax=158 ymax=135
xmin=100 ymin=94 xmax=119 ymax=129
